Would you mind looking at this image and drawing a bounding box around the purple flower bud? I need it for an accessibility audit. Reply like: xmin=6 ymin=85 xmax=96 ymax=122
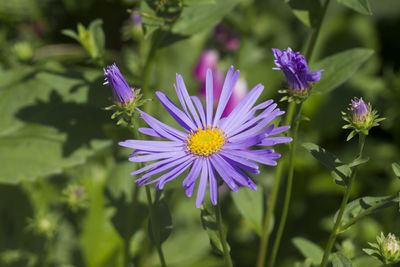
xmin=194 ymin=50 xmax=219 ymax=83
xmin=104 ymin=63 xmax=134 ymax=105
xmin=214 ymin=24 xmax=240 ymax=51
xmin=272 ymin=47 xmax=323 ymax=93
xmin=131 ymin=13 xmax=142 ymax=27
xmin=351 ymin=97 xmax=369 ymax=121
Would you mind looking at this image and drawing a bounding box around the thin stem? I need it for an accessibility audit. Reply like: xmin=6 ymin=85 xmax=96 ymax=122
xmin=141 ymin=30 xmax=160 ymax=101
xmin=215 ymin=201 xmax=233 ymax=267
xmin=268 ymin=103 xmax=303 ymax=267
xmin=304 ymin=0 xmax=331 ymax=61
xmin=124 ymin=182 xmax=140 ymax=267
xmin=320 ymin=134 xmax=366 ymax=267
xmin=145 ymin=186 xmax=167 ymax=267
xmin=256 ymin=101 xmax=296 ymax=267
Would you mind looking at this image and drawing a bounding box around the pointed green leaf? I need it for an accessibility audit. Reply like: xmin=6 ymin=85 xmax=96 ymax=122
xmin=200 ymin=204 xmax=229 ymax=254
xmin=285 ymin=0 xmax=322 ymax=27
xmin=231 ymin=187 xmax=263 ymax=236
xmin=302 ymin=143 xmax=351 ymax=186
xmin=148 ymin=198 xmax=173 ymax=245
xmin=392 ymin=162 xmax=400 ymax=178
xmin=61 ymin=29 xmax=80 ymax=42
xmin=332 ymin=252 xmax=353 ymax=267
xmin=337 ymin=0 xmax=372 ymax=15
xmin=172 ymin=0 xmax=241 ymax=35
xmin=348 ymin=157 xmax=369 ymax=168
xmin=336 ymin=195 xmax=398 ymax=232
xmin=292 ymin=237 xmax=324 ymax=265
xmin=311 ymin=48 xmax=374 ymax=93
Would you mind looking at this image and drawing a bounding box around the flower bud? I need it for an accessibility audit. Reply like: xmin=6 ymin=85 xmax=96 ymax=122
xmin=104 ymin=63 xmax=135 ymax=105
xmin=62 ymin=184 xmax=88 ymax=212
xmin=272 ymin=47 xmax=323 ymax=101
xmin=364 ymin=232 xmax=400 ymax=264
xmin=342 ymin=97 xmax=384 ymax=140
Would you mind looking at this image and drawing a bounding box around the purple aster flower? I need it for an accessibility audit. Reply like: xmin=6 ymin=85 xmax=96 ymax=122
xmin=272 ymin=47 xmax=323 ymax=94
xmin=351 ymin=97 xmax=369 ymax=122
xmin=119 ymin=66 xmax=292 ymax=207
xmin=131 ymin=13 xmax=142 ymax=28
xmin=104 ymin=63 xmax=135 ymax=105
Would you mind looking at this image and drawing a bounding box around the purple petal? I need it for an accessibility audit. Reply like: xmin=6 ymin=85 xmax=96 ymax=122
xmin=183 ymin=158 xmax=203 ymax=187
xmin=209 ymin=155 xmax=239 ymax=192
xmin=260 ymin=136 xmax=293 ymax=146
xmin=207 ymin=160 xmax=218 ymax=205
xmin=176 ymin=74 xmax=202 ymax=127
xmin=213 ymin=66 xmax=240 ymax=127
xmin=119 ymin=140 xmax=183 ymax=151
xmin=219 ymin=150 xmax=260 ymax=174
xmin=129 ymin=151 xmax=186 ymax=162
xmin=206 ymin=69 xmax=214 ymax=126
xmin=156 ymin=91 xmax=197 ymax=130
xmin=196 ymin=160 xmax=209 ymax=208
xmin=191 ymin=96 xmax=206 ymax=126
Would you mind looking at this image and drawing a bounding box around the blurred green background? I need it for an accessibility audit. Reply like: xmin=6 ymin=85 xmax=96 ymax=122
xmin=1 ymin=0 xmax=400 ymax=266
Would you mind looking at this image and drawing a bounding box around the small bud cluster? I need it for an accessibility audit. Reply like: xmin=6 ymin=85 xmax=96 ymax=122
xmin=342 ymin=97 xmax=384 ymax=141
xmin=363 ymin=232 xmax=400 ymax=264
xmin=103 ymin=63 xmax=150 ymax=128
xmin=62 ymin=184 xmax=88 ymax=212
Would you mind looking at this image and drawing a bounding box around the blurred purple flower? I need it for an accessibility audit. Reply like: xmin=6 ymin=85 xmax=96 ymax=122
xmin=214 ymin=24 xmax=240 ymax=51
xmin=103 ymin=63 xmax=134 ymax=105
xmin=272 ymin=47 xmax=323 ymax=93
xmin=119 ymin=66 xmax=291 ymax=207
xmin=195 ymin=50 xmax=248 ymax=116
xmin=131 ymin=13 xmax=142 ymax=27
xmin=351 ymin=97 xmax=369 ymax=122
xmin=194 ymin=50 xmax=219 ymax=82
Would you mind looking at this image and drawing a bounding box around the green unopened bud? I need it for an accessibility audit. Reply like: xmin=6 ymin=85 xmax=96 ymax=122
xmin=342 ymin=97 xmax=384 ymax=141
xmin=62 ymin=184 xmax=88 ymax=212
xmin=363 ymin=232 xmax=400 ymax=264
xmin=26 ymin=214 xmax=56 ymax=238
xmin=13 ymin=42 xmax=33 ymax=62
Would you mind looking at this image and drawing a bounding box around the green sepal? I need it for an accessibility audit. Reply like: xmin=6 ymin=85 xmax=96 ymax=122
xmin=105 ymin=88 xmax=151 ymax=128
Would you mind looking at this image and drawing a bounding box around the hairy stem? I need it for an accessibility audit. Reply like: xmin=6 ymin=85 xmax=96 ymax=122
xmin=320 ymin=134 xmax=366 ymax=267
xmin=256 ymin=101 xmax=296 ymax=267
xmin=216 ymin=201 xmax=233 ymax=267
xmin=145 ymin=187 xmax=167 ymax=267
xmin=268 ymin=103 xmax=303 ymax=267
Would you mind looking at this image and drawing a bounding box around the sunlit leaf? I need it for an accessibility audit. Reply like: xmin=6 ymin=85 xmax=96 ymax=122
xmin=337 ymin=0 xmax=372 ymax=15
xmin=292 ymin=237 xmax=324 ymax=265
xmin=311 ymin=48 xmax=374 ymax=93
xmin=231 ymin=187 xmax=263 ymax=236
xmin=302 ymin=143 xmax=351 ymax=186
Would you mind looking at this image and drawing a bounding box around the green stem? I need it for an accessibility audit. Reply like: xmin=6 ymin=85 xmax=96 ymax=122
xmin=142 ymin=31 xmax=159 ymax=102
xmin=268 ymin=103 xmax=303 ymax=267
xmin=145 ymin=186 xmax=167 ymax=267
xmin=256 ymin=101 xmax=296 ymax=267
xmin=124 ymin=182 xmax=140 ymax=267
xmin=320 ymin=134 xmax=366 ymax=267
xmin=215 ymin=201 xmax=233 ymax=267
xmin=304 ymin=0 xmax=331 ymax=61
xmin=337 ymin=194 xmax=397 ymax=232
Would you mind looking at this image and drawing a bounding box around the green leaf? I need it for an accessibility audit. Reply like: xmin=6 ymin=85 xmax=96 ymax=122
xmin=61 ymin=29 xmax=80 ymax=42
xmin=332 ymin=252 xmax=353 ymax=267
xmin=0 ymin=65 xmax=111 ymax=183
xmin=348 ymin=157 xmax=369 ymax=168
xmin=336 ymin=195 xmax=398 ymax=231
xmin=392 ymin=162 xmax=400 ymax=178
xmin=148 ymin=198 xmax=173 ymax=245
xmin=231 ymin=187 xmax=263 ymax=236
xmin=285 ymin=0 xmax=322 ymax=27
xmin=337 ymin=0 xmax=372 ymax=15
xmin=302 ymin=143 xmax=351 ymax=186
xmin=311 ymin=48 xmax=374 ymax=93
xmin=200 ymin=204 xmax=229 ymax=254
xmin=292 ymin=237 xmax=324 ymax=265
xmin=81 ymin=167 xmax=124 ymax=267
xmin=88 ymin=19 xmax=105 ymax=58
xmin=172 ymin=0 xmax=241 ymax=35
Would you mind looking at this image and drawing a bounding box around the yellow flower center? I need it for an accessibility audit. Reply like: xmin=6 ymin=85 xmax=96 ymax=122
xmin=186 ymin=126 xmax=227 ymax=157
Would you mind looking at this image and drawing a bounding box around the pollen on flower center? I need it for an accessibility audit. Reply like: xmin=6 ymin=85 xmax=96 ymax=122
xmin=186 ymin=126 xmax=227 ymax=157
